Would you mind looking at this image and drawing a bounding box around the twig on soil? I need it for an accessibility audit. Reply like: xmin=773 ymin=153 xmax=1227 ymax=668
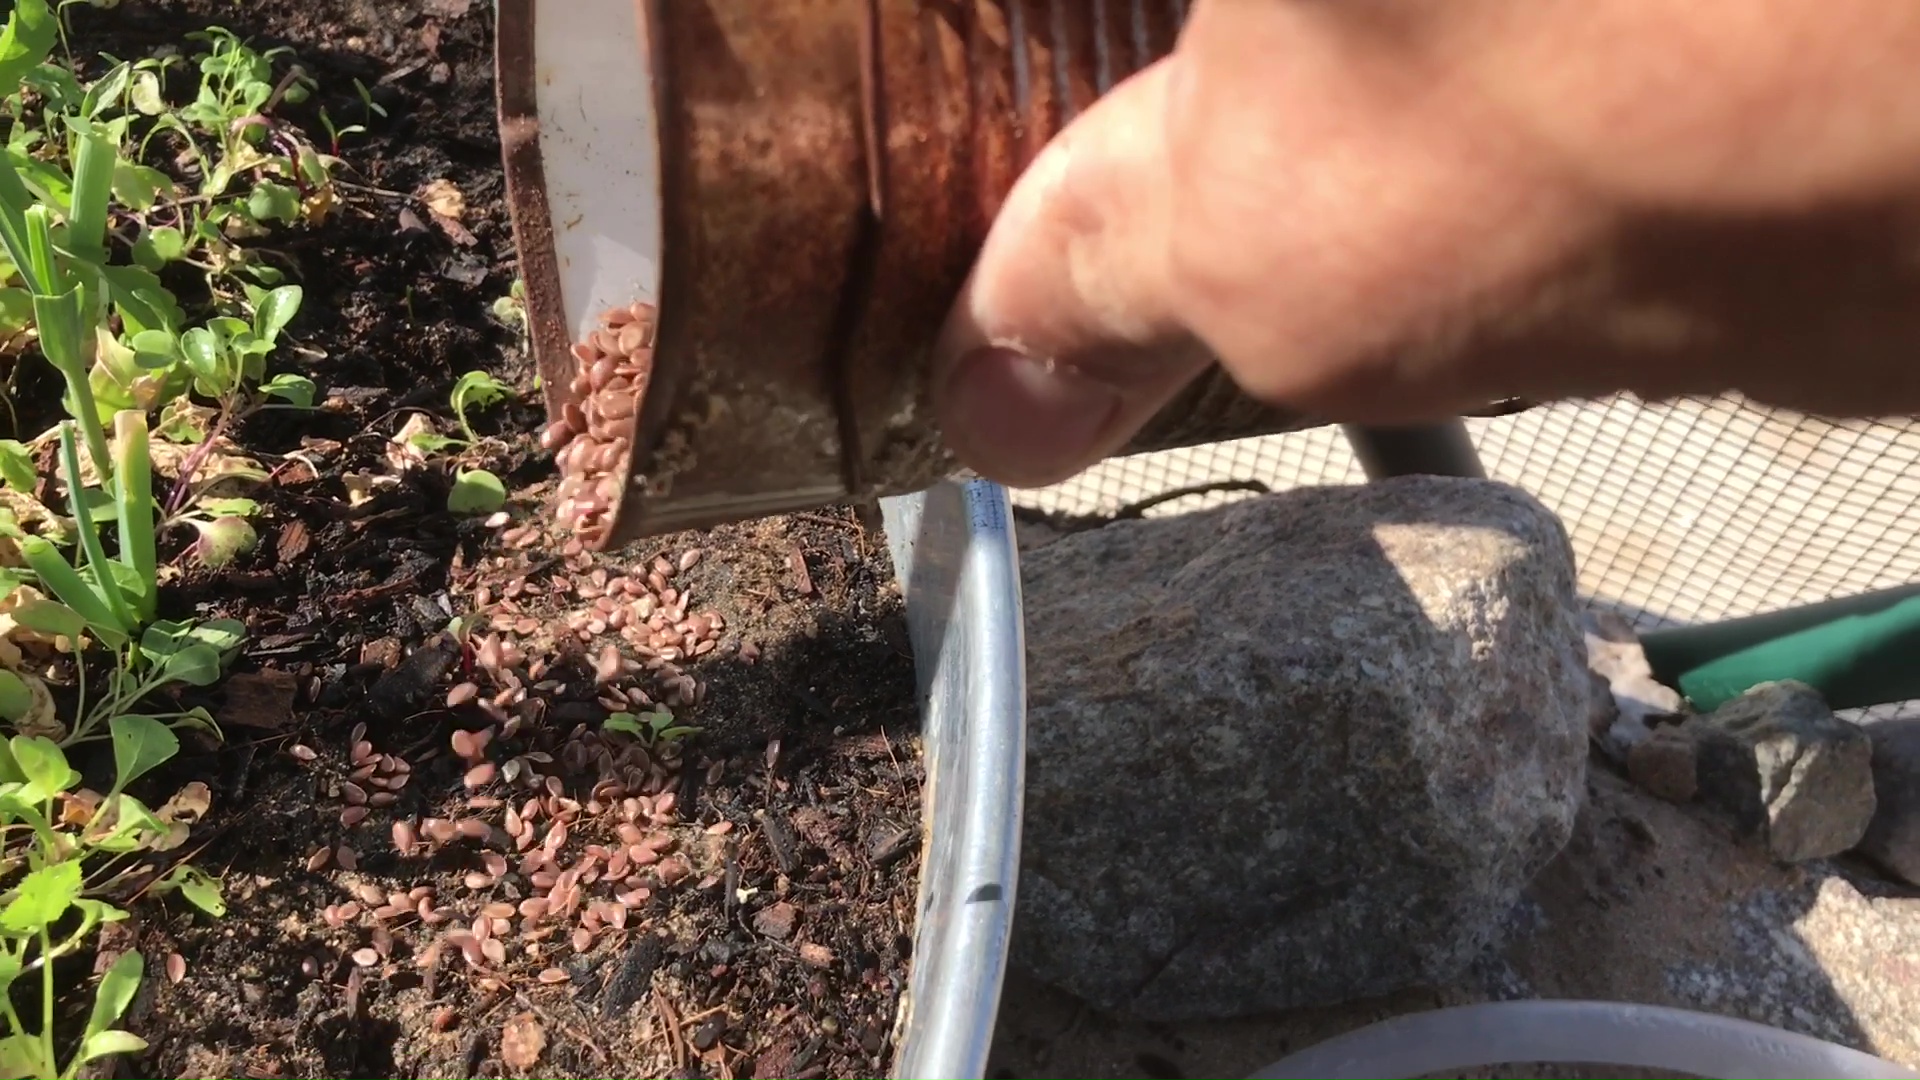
xmin=334 ymin=179 xmax=418 ymax=202
xmin=513 ymin=988 xmax=607 ymax=1064
xmin=655 ymin=991 xmax=688 ymax=1074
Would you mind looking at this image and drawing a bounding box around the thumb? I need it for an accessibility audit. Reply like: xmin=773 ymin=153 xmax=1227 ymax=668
xmin=930 ymin=59 xmax=1207 ymax=489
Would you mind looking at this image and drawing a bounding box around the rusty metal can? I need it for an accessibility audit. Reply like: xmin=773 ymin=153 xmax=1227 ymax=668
xmin=497 ymin=0 xmax=1312 ymax=546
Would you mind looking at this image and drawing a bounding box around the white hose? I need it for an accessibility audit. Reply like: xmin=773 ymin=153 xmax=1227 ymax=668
xmin=1248 ymin=999 xmax=1920 ymax=1080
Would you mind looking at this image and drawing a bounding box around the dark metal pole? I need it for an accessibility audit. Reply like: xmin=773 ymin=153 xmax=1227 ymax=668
xmin=1340 ymin=419 xmax=1487 ymax=480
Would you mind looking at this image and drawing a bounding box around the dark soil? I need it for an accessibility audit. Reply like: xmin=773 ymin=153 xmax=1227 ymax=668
xmin=56 ymin=2 xmax=925 ymax=1077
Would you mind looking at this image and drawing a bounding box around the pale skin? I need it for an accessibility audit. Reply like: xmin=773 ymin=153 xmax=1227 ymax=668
xmin=930 ymin=0 xmax=1920 ymax=488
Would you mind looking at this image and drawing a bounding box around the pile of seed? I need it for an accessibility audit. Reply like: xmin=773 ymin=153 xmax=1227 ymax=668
xmin=285 ymin=540 xmax=751 ymax=996
xmin=544 ymin=300 xmax=656 ymax=544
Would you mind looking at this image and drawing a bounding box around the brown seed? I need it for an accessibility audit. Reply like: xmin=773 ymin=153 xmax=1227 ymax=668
xmin=482 ymin=902 xmax=515 ymax=920
xmin=463 ymin=871 xmax=494 ymax=890
xmin=538 ymin=967 xmax=570 ymax=985
xmin=483 ymin=852 xmax=509 ymax=877
xmin=464 ymin=762 xmax=497 ymax=789
xmin=451 ymin=729 xmax=476 ymax=759
xmin=481 ymin=938 xmax=506 ymax=965
xmin=519 ymin=897 xmax=549 ymax=920
xmin=335 ymin=846 xmax=359 ymax=870
xmin=350 ymin=722 xmax=368 ymax=745
xmin=340 ymin=806 xmax=369 ymax=828
xmin=369 ymin=791 xmax=398 ymax=807
xmin=594 ymin=644 xmax=623 ymax=684
xmin=352 ymin=948 xmax=380 ymax=967
xmin=306 ymin=846 xmax=332 ymax=873
xmin=456 ymin=818 xmax=491 ymax=841
xmin=571 ymin=927 xmax=593 ymax=952
xmin=423 ymin=818 xmax=457 ymax=844
xmin=432 ymin=1006 xmax=458 ymax=1032
xmin=374 ymin=903 xmax=407 ymax=920
xmin=166 ymin=952 xmax=187 ymax=984
xmin=289 ymin=744 xmax=318 ymax=762
xmin=540 ymin=419 xmax=576 ymax=452
xmin=417 ymin=896 xmax=437 ymax=920
xmin=704 ymin=820 xmax=734 ymax=836
xmin=447 ymin=932 xmax=484 ymax=967
xmin=341 ymin=781 xmax=368 ymax=806
xmin=446 ymin=682 xmax=480 ymax=708
xmin=352 ymin=739 xmax=375 ymax=764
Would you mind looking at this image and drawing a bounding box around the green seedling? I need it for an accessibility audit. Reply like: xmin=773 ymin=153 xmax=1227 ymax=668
xmin=410 ymin=371 xmax=513 ymax=456
xmin=164 ymin=495 xmax=256 ymax=567
xmin=0 ymin=718 xmax=224 ymax=1079
xmin=20 ymin=417 xmax=240 ymax=745
xmin=446 ymin=468 xmax=505 ymax=516
xmin=604 ymin=708 xmax=701 ymax=746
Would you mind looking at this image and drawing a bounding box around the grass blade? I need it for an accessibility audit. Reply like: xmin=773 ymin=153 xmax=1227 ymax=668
xmin=20 ymin=537 xmax=125 ymax=646
xmin=57 ymin=423 xmax=133 ymax=632
xmin=63 ymin=118 xmax=115 ymax=264
xmin=112 ymin=411 xmax=155 ymax=622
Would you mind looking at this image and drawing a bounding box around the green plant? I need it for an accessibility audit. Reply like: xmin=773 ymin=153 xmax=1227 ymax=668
xmin=20 ymin=416 xmax=237 ymax=746
xmin=604 ymin=707 xmax=701 ymax=746
xmin=0 ymin=715 xmax=223 ymax=1079
xmin=411 ymin=371 xmax=513 ymax=454
xmin=0 ymin=8 xmax=332 ymax=442
xmin=445 ymin=467 xmax=504 ymax=516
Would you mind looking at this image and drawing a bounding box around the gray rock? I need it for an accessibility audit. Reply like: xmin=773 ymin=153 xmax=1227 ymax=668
xmin=1856 ymin=719 xmax=1920 ymax=885
xmin=1015 ymin=477 xmax=1591 ymax=1020
xmin=1685 ymin=681 xmax=1874 ymax=862
xmin=1582 ymin=610 xmax=1687 ymax=757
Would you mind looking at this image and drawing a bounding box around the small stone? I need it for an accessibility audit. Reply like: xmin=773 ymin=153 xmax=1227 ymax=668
xmin=1627 ymin=726 xmax=1699 ymax=803
xmin=500 ymin=1012 xmax=547 ymax=1072
xmin=1685 ymin=680 xmax=1875 ymax=863
xmin=752 ymin=901 xmax=797 ymax=941
xmin=1856 ymin=720 xmax=1920 ymax=885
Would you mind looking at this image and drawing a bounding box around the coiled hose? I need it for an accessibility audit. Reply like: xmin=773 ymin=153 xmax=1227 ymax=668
xmin=1248 ymin=1000 xmax=1920 ymax=1080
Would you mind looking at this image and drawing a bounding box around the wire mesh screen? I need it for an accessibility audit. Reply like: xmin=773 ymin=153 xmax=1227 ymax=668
xmin=1012 ymin=394 xmax=1920 ymax=716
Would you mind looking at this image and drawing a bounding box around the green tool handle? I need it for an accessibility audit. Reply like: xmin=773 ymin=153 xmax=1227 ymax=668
xmin=1639 ymin=583 xmax=1920 ymax=712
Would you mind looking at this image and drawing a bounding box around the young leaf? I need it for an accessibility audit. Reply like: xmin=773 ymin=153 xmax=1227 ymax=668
xmin=259 ymin=373 xmax=315 ymax=408
xmin=253 ymin=284 xmax=301 ymax=343
xmin=189 ymin=516 xmax=255 ymax=567
xmin=194 ymin=497 xmax=258 ymax=517
xmin=0 ymin=440 xmax=33 ymax=492
xmin=130 ymin=69 xmax=165 ymax=114
xmin=0 ymin=672 xmax=31 ymax=722
xmin=136 ymin=618 xmax=192 ymax=660
xmin=0 ymin=1034 xmax=46 ymax=1080
xmin=86 ymin=948 xmax=143 ymax=1040
xmin=171 ymin=706 xmax=220 ymax=740
xmin=158 ymin=864 xmax=224 ymax=917
xmin=602 ymin=712 xmax=643 ymax=736
xmin=78 ymin=1029 xmax=148 ymax=1065
xmin=158 ymin=642 xmax=221 ymax=687
xmin=114 ymin=410 xmax=157 ymax=622
xmin=0 ymin=0 xmax=55 ymax=96
xmin=10 ymin=597 xmax=86 ymax=641
xmin=407 ymin=431 xmax=461 ymax=454
xmin=189 ymin=619 xmax=245 ymax=659
xmin=86 ymin=793 xmax=166 ymax=852
xmin=446 ymin=469 xmax=506 ymax=515
xmin=19 ymin=538 xmax=126 ymax=645
xmin=10 ymin=735 xmax=75 ymax=801
xmin=0 ymin=859 xmax=81 ymax=931
xmin=129 ymin=328 xmax=179 ymax=369
xmin=109 ymin=714 xmax=177 ymax=793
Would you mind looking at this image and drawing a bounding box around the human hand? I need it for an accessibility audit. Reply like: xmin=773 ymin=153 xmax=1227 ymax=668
xmin=931 ymin=0 xmax=1920 ymax=488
